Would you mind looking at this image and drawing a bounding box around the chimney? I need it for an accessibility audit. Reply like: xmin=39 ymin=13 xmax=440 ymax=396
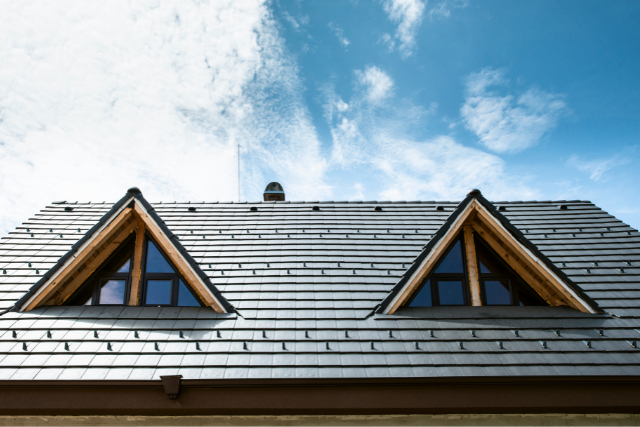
xmin=264 ymin=182 xmax=285 ymax=202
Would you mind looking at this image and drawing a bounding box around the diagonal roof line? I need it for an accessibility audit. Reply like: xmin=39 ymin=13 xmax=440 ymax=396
xmin=13 ymin=188 xmax=235 ymax=313
xmin=377 ymin=189 xmax=601 ymax=314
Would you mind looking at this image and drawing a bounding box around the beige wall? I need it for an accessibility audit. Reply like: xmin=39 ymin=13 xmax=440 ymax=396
xmin=0 ymin=414 xmax=639 ymax=426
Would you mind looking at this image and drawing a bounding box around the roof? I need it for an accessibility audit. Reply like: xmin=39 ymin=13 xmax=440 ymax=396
xmin=0 ymin=195 xmax=639 ymax=381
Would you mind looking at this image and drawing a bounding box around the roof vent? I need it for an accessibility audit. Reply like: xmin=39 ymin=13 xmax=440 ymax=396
xmin=436 ymin=206 xmax=444 ymax=211
xmin=264 ymin=182 xmax=285 ymax=202
xmin=188 ymin=207 xmax=196 ymax=212
xmin=498 ymin=206 xmax=506 ymax=211
xmin=374 ymin=206 xmax=382 ymax=211
xmin=559 ymin=205 xmax=568 ymax=210
xmin=64 ymin=206 xmax=74 ymax=212
xmin=250 ymin=206 xmax=258 ymax=211
xmin=312 ymin=206 xmax=320 ymax=211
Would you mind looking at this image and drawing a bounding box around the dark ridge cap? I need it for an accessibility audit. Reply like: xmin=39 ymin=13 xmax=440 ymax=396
xmin=51 ymin=201 xmax=66 ymax=204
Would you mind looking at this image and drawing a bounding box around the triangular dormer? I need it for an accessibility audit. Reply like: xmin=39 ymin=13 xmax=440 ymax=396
xmin=14 ymin=188 xmax=233 ymax=313
xmin=379 ymin=190 xmax=600 ymax=314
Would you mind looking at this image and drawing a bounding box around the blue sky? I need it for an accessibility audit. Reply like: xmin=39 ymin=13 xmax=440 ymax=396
xmin=0 ymin=0 xmax=639 ymax=234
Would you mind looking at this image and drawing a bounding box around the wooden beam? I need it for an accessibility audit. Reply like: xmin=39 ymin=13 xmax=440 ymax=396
xmin=23 ymin=208 xmax=136 ymax=310
xmin=128 ymin=223 xmax=146 ymax=306
xmin=386 ymin=201 xmax=478 ymax=314
xmin=132 ymin=204 xmax=225 ymax=313
xmin=470 ymin=212 xmax=589 ymax=312
xmin=463 ymin=225 xmax=482 ymax=306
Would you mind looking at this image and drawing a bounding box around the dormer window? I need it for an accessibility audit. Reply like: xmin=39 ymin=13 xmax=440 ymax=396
xmin=69 ymin=240 xmax=135 ymax=306
xmin=476 ymin=238 xmax=545 ymax=306
xmin=141 ymin=240 xmax=200 ymax=307
xmin=68 ymin=236 xmax=202 ymax=307
xmin=407 ymin=233 xmax=546 ymax=308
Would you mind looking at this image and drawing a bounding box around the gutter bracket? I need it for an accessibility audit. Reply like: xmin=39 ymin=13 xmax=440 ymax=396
xmin=161 ymin=375 xmax=182 ymax=399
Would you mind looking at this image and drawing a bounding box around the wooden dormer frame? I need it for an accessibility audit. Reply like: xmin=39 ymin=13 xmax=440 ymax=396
xmin=382 ymin=198 xmax=598 ymax=315
xmin=16 ymin=194 xmax=229 ymax=313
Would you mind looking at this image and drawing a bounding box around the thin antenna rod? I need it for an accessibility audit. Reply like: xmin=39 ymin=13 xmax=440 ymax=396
xmin=237 ymin=141 xmax=241 ymax=202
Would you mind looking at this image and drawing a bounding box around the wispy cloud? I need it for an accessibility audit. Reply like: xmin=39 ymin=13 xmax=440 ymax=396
xmin=328 ymin=23 xmax=350 ymax=48
xmin=324 ymin=68 xmax=538 ymax=202
xmin=461 ymin=68 xmax=568 ymax=153
xmin=356 ymin=66 xmax=394 ymax=103
xmin=282 ymin=12 xmax=309 ymax=31
xmin=428 ymin=0 xmax=469 ymax=20
xmin=381 ymin=0 xmax=426 ymax=58
xmin=0 ymin=0 xmax=329 ymax=234
xmin=567 ymin=154 xmax=631 ymax=181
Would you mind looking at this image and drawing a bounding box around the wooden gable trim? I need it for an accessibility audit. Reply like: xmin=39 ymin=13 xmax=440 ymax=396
xmin=20 ymin=199 xmax=226 ymax=313
xmin=131 ymin=203 xmax=226 ymax=313
xmin=128 ymin=221 xmax=146 ymax=306
xmin=21 ymin=207 xmax=138 ymax=310
xmin=383 ymin=201 xmax=478 ymax=314
xmin=470 ymin=203 xmax=594 ymax=313
xmin=385 ymin=200 xmax=595 ymax=314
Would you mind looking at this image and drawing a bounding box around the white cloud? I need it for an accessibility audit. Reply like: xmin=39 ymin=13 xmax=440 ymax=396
xmin=373 ymin=136 xmax=536 ymax=201
xmin=567 ymin=154 xmax=630 ymax=182
xmin=328 ymin=23 xmax=350 ymax=48
xmin=324 ymin=70 xmax=538 ymax=202
xmin=428 ymin=0 xmax=469 ymax=20
xmin=381 ymin=0 xmax=425 ymax=58
xmin=0 ymin=0 xmax=329 ymax=235
xmin=356 ymin=66 xmax=394 ymax=103
xmin=461 ymin=68 xmax=568 ymax=153
xmin=282 ymin=12 xmax=309 ymax=31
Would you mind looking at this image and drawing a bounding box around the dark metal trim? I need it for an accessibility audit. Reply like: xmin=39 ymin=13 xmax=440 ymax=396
xmin=0 ymin=376 xmax=638 ymax=415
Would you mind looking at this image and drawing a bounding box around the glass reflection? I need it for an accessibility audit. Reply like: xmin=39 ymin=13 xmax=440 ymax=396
xmin=437 ymin=280 xmax=465 ymax=305
xmin=145 ymin=279 xmax=172 ymax=305
xmin=177 ymin=280 xmax=200 ymax=306
xmin=408 ymin=279 xmax=432 ymax=307
xmin=435 ymin=240 xmax=465 ymax=273
xmin=145 ymin=241 xmax=175 ymax=273
xmin=484 ymin=279 xmax=512 ymax=305
xmin=99 ymin=280 xmax=126 ymax=305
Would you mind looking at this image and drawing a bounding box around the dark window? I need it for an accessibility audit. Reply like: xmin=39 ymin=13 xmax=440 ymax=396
xmin=70 ymin=240 xmax=134 ymax=306
xmin=68 ymin=236 xmax=202 ymax=307
xmin=140 ymin=239 xmax=201 ymax=307
xmin=408 ymin=237 xmax=469 ymax=307
xmin=475 ymin=237 xmax=546 ymax=306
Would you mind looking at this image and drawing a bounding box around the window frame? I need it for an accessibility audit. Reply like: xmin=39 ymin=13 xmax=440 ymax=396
xmin=406 ymin=235 xmax=471 ymax=307
xmin=67 ymin=238 xmax=135 ymax=306
xmin=139 ymin=234 xmax=202 ymax=307
xmin=475 ymin=238 xmax=546 ymax=307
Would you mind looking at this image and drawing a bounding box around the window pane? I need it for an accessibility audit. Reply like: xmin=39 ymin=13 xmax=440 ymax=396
xmin=434 ymin=240 xmax=465 ymax=273
xmin=84 ymin=297 xmax=92 ymax=306
xmin=484 ymin=279 xmax=512 ymax=305
xmin=177 ymin=280 xmax=200 ymax=307
xmin=116 ymin=258 xmax=131 ymax=273
xmin=476 ymin=240 xmax=510 ymax=275
xmin=145 ymin=280 xmax=172 ymax=305
xmin=437 ymin=280 xmax=465 ymax=305
xmin=99 ymin=280 xmax=126 ymax=305
xmin=145 ymin=240 xmax=175 ymax=273
xmin=408 ymin=279 xmax=432 ymax=307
